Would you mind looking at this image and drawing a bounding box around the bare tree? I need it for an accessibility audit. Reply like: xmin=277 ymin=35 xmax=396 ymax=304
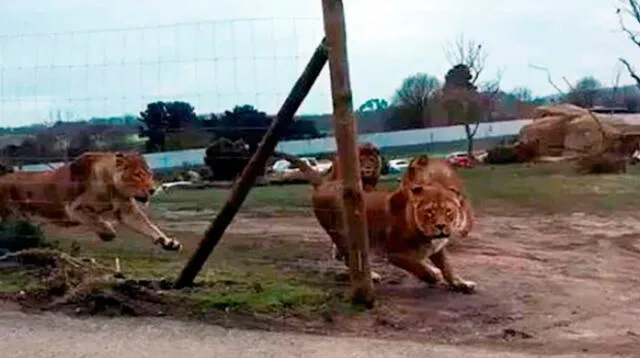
xmin=511 ymin=87 xmax=534 ymax=102
xmin=617 ymin=1 xmax=640 ymax=88
xmin=444 ymin=34 xmax=487 ymax=84
xmin=393 ymin=73 xmax=441 ymax=108
xmin=387 ymin=73 xmax=441 ymax=130
xmin=565 ymin=76 xmax=603 ymax=108
xmin=441 ymin=35 xmax=502 ymax=157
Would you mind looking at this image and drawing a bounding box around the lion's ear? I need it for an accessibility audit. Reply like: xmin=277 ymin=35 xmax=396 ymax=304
xmin=365 ymin=142 xmax=380 ymax=156
xmin=447 ymin=186 xmax=466 ymax=207
xmin=388 ymin=189 xmax=408 ymax=215
xmin=414 ymin=155 xmax=429 ymax=166
xmin=404 ymin=165 xmax=416 ymax=182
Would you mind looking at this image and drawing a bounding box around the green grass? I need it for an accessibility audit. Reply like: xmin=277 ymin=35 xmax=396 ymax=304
xmin=154 ymin=185 xmax=313 ymax=215
xmin=455 ymin=163 xmax=640 ymax=214
xmin=153 ymin=162 xmax=640 ymax=216
xmin=0 ymin=269 xmax=43 ymax=292
xmin=190 ymin=269 xmax=332 ymax=314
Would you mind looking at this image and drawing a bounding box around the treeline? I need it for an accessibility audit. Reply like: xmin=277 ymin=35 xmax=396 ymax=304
xmin=138 ymin=102 xmax=322 ymax=153
xmin=0 ymin=102 xmax=323 ymax=166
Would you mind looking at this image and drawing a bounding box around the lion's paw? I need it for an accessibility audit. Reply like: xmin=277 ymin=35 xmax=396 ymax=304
xmin=331 ymin=244 xmax=346 ymax=261
xmin=449 ymin=279 xmax=476 ymax=294
xmin=97 ymin=231 xmax=117 ymax=242
xmin=334 ymin=270 xmax=382 ymax=284
xmin=156 ymin=237 xmax=183 ymax=252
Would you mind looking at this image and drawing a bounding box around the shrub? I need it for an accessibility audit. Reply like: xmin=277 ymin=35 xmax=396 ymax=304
xmin=485 ymin=145 xmax=521 ymax=164
xmin=0 ymin=220 xmax=53 ymax=255
xmin=575 ymin=153 xmax=627 ymax=174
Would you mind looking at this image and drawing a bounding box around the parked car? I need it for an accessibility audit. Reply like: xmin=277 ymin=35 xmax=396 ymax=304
xmin=388 ymin=158 xmax=410 ymax=174
xmin=271 ymin=157 xmax=331 ymax=174
xmin=631 ymin=149 xmax=640 ymax=165
xmin=445 ymin=151 xmax=476 ymax=168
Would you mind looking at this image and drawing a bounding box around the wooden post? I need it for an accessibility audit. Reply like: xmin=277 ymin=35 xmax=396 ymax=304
xmin=173 ymin=39 xmax=329 ymax=289
xmin=321 ymin=0 xmax=375 ymax=307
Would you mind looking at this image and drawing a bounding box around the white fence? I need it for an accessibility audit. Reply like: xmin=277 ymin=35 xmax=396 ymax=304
xmin=18 ymin=118 xmax=532 ymax=172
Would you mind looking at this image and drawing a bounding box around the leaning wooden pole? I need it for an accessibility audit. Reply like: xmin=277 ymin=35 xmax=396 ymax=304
xmin=173 ymin=39 xmax=329 ymax=289
xmin=321 ymin=0 xmax=375 ymax=307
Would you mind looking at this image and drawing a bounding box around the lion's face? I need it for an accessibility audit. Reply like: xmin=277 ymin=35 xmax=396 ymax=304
xmin=357 ymin=143 xmax=381 ymax=187
xmin=328 ymin=142 xmax=382 ymax=189
xmin=407 ymin=185 xmax=462 ymax=239
xmin=359 ymin=151 xmax=380 ymax=181
xmin=115 ymin=152 xmax=156 ymax=203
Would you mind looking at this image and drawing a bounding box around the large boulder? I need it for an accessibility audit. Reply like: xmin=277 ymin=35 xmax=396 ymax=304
xmin=517 ymin=103 xmax=640 ymax=157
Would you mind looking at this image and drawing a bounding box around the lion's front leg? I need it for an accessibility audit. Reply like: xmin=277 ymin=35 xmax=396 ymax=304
xmin=387 ymin=251 xmax=443 ymax=286
xmin=116 ymin=199 xmax=182 ymax=252
xmin=429 ymin=247 xmax=476 ymax=294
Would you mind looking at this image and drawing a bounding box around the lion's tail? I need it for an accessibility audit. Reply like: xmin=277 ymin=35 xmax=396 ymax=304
xmin=273 ymin=151 xmax=324 ymax=188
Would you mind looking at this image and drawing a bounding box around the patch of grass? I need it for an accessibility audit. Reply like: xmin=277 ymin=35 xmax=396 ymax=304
xmin=154 ymin=162 xmax=640 ymax=215
xmin=154 ymin=185 xmax=312 ymax=215
xmin=30 ymin=227 xmax=341 ymax=318
xmin=193 ymin=279 xmax=331 ymax=314
xmin=0 ymin=269 xmax=43 ymax=292
xmin=455 ymin=163 xmax=640 ymax=214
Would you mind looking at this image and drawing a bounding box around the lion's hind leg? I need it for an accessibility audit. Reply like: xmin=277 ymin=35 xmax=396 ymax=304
xmin=66 ymin=197 xmax=118 ymax=242
xmin=317 ymin=214 xmax=382 ymax=283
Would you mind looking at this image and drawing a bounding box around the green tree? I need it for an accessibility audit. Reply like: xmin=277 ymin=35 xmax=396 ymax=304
xmin=138 ymin=101 xmax=167 ymax=152
xmin=358 ymin=98 xmax=389 ymax=112
xmin=165 ymin=101 xmax=197 ymax=131
xmin=138 ymin=100 xmax=198 ymax=152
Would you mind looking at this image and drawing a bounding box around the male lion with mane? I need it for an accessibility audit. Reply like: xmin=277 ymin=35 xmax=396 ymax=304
xmin=323 ymin=142 xmax=382 ymax=191
xmin=319 ymin=142 xmax=384 ymax=261
xmin=277 ymin=152 xmax=476 ymax=293
xmin=0 ymin=151 xmax=182 ymax=251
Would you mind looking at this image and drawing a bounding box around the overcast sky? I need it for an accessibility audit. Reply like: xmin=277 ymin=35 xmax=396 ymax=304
xmin=0 ymin=0 xmax=638 ymax=127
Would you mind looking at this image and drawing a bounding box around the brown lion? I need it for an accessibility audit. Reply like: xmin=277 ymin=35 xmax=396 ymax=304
xmin=323 ymin=142 xmax=382 ymax=191
xmin=400 ymin=155 xmax=474 ymax=238
xmin=287 ymin=143 xmax=383 ymax=261
xmin=0 ymin=151 xmax=182 ymax=251
xmin=277 ymin=152 xmax=476 ymax=293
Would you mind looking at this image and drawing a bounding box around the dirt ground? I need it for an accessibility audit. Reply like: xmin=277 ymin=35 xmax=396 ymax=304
xmin=3 ymin=201 xmax=640 ymax=356
xmin=2 ymin=309 xmax=605 ymax=358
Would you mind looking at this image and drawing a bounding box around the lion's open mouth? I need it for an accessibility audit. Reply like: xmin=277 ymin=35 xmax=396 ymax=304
xmin=431 ymin=232 xmax=450 ymax=239
xmin=134 ymin=196 xmax=149 ymax=203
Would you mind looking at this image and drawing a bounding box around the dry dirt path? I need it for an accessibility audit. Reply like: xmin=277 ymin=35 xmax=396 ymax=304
xmin=0 ymin=309 xmax=612 ymax=358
